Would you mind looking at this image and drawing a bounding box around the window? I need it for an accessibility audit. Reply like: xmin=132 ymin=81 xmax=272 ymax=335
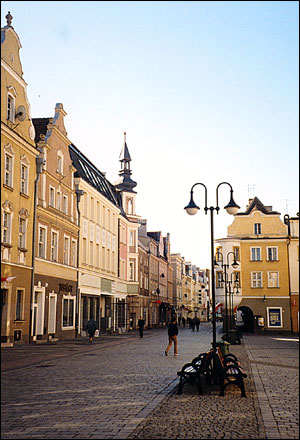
xmin=16 ymin=289 xmax=24 ymax=321
xmin=267 ymin=307 xmax=282 ymax=328
xmin=57 ymin=152 xmax=63 ymax=174
xmin=89 ymin=241 xmax=94 ymax=266
xmin=20 ymin=164 xmax=28 ymax=195
xmin=82 ymin=238 xmax=87 ymax=264
xmin=19 ymin=218 xmax=26 ymax=249
xmin=251 ymin=272 xmax=262 ymax=288
xmin=251 ymin=247 xmax=261 ymax=261
xmin=215 ymin=246 xmax=223 ymax=262
xmin=56 ymin=191 xmax=62 ymax=211
xmin=268 ymin=271 xmax=279 ymax=288
xmin=38 ymin=226 xmax=46 ymax=258
xmin=49 ymin=187 xmax=55 ymax=207
xmin=63 ymin=236 xmax=70 ymax=265
xmin=216 ymin=271 xmax=223 ymax=288
xmin=4 ymin=154 xmax=13 ymax=187
xmin=254 ymin=223 xmax=261 ymax=235
xmin=62 ymin=195 xmax=68 ymax=214
xmin=71 ymin=239 xmax=77 ymax=267
xmin=51 ymin=231 xmax=58 ymax=262
xmin=96 ymin=243 xmax=100 ymax=267
xmin=267 ymin=247 xmax=278 ymax=261
xmin=129 ymin=260 xmax=135 ymax=281
xmin=90 ymin=197 xmax=94 ymax=220
xmin=233 ymin=246 xmax=240 ymax=261
xmin=62 ymin=296 xmax=75 ymax=328
xmin=2 ymin=212 xmax=11 ymax=244
xmin=7 ymin=94 xmax=15 ymax=122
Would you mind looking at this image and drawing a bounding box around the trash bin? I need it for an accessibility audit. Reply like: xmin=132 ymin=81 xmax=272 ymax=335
xmin=216 ymin=340 xmax=230 ymax=356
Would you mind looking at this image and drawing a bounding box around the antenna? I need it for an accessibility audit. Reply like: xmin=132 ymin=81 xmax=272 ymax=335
xmin=247 ymin=184 xmax=255 ymax=199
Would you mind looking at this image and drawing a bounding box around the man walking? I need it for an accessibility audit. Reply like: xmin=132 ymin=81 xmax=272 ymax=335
xmin=137 ymin=316 xmax=145 ymax=338
xmin=165 ymin=317 xmax=178 ymax=356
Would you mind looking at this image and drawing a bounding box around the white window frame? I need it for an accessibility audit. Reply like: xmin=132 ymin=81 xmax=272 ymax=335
xmin=267 ymin=271 xmax=279 ymax=288
xmin=7 ymin=93 xmax=15 ymax=122
xmin=50 ymin=230 xmax=59 ymax=262
xmin=38 ymin=225 xmax=47 ymax=259
xmin=216 ymin=271 xmax=223 ymax=288
xmin=71 ymin=239 xmax=77 ymax=267
xmin=56 ymin=190 xmax=62 ymax=211
xmin=251 ymin=271 xmax=263 ymax=288
xmin=62 ymin=295 xmax=76 ymax=329
xmin=4 ymin=153 xmax=13 ymax=187
xmin=90 ymin=241 xmax=94 ymax=266
xmin=49 ymin=186 xmax=55 ymax=208
xmin=18 ymin=217 xmax=26 ymax=249
xmin=2 ymin=211 xmax=12 ymax=244
xmin=20 ymin=163 xmax=29 ymax=195
xmin=267 ymin=246 xmax=278 ymax=262
xmin=63 ymin=235 xmax=70 ymax=265
xmin=250 ymin=247 xmax=261 ymax=261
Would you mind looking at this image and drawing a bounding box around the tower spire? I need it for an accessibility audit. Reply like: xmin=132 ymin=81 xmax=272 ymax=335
xmin=115 ymin=132 xmax=137 ymax=192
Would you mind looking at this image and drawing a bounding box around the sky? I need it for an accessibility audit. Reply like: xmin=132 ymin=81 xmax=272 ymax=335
xmin=2 ymin=1 xmax=299 ymax=269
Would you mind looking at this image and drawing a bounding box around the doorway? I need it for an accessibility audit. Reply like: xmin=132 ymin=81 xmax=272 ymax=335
xmin=238 ymin=306 xmax=254 ymax=333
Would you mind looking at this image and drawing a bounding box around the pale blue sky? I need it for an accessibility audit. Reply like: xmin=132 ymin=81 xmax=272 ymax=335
xmin=2 ymin=1 xmax=299 ymax=267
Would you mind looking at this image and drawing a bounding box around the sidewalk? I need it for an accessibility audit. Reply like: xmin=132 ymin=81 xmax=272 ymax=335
xmin=128 ymin=332 xmax=299 ymax=439
xmin=1 ymin=326 xmax=299 ymax=439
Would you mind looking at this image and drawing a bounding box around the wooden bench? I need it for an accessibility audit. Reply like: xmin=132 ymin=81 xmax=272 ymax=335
xmin=212 ymin=346 xmax=247 ymax=397
xmin=177 ymin=349 xmax=214 ymax=395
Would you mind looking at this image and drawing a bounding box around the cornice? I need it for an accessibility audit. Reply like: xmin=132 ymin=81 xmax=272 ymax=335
xmin=1 ymin=59 xmax=27 ymax=88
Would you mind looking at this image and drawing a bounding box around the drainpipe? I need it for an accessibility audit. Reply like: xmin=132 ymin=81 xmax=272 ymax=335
xmin=75 ymin=185 xmax=85 ymax=337
xmin=29 ymin=155 xmax=45 ymax=344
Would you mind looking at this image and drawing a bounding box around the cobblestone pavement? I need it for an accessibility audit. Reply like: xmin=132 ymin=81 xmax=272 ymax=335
xmin=1 ymin=324 xmax=299 ymax=439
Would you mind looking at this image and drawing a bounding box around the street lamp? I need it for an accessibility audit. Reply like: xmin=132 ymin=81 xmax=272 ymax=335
xmin=184 ymin=182 xmax=240 ymax=348
xmin=214 ymin=250 xmax=239 ymax=335
xmin=227 ymin=271 xmax=240 ymax=331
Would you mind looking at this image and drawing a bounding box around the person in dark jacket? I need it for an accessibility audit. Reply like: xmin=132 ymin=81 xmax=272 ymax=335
xmin=137 ymin=317 xmax=145 ymax=338
xmin=165 ymin=317 xmax=178 ymax=356
xmin=86 ymin=318 xmax=97 ymax=343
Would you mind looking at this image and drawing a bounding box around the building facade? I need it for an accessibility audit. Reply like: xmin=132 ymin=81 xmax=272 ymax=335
xmin=32 ymin=104 xmax=79 ymax=342
xmin=1 ymin=14 xmax=39 ymax=344
xmin=226 ymin=197 xmax=291 ymax=333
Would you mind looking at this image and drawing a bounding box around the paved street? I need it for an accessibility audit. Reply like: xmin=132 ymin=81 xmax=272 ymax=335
xmin=1 ymin=323 xmax=299 ymax=439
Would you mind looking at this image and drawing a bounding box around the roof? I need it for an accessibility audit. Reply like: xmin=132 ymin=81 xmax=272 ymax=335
xmin=69 ymin=143 xmax=121 ymax=209
xmin=236 ymin=197 xmax=281 ymax=216
xmin=32 ymin=118 xmax=50 ymax=143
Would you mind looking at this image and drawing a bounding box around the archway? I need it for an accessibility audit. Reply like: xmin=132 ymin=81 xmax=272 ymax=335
xmin=237 ymin=306 xmax=254 ymax=333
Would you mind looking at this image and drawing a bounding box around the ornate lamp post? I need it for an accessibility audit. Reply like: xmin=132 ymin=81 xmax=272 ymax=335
xmin=214 ymin=250 xmax=239 ymax=335
xmin=227 ymin=271 xmax=240 ymax=331
xmin=184 ymin=182 xmax=240 ymax=348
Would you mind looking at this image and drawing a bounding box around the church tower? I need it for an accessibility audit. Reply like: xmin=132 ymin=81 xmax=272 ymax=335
xmin=114 ymin=132 xmax=138 ymax=220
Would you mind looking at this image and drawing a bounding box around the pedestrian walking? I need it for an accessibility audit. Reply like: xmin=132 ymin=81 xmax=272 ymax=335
xmin=86 ymin=318 xmax=98 ymax=343
xmin=137 ymin=316 xmax=145 ymax=338
xmin=178 ymin=316 xmax=181 ymax=326
xmin=182 ymin=316 xmax=186 ymax=327
xmin=165 ymin=317 xmax=178 ymax=356
xmin=191 ymin=317 xmax=195 ymax=331
xmin=235 ymin=310 xmax=244 ymax=338
xmin=194 ymin=317 xmax=200 ymax=331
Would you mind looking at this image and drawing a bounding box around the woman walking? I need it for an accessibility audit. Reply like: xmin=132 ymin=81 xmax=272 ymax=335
xmin=165 ymin=317 xmax=178 ymax=356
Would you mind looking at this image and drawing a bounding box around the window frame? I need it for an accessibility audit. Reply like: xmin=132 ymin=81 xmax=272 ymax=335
xmin=38 ymin=225 xmax=47 ymax=259
xmin=7 ymin=93 xmax=15 ymax=122
xmin=15 ymin=289 xmax=25 ymax=321
xmin=63 ymin=235 xmax=70 ymax=265
xmin=50 ymin=230 xmax=59 ymax=262
xmin=266 ymin=246 xmax=278 ymax=262
xmin=4 ymin=153 xmax=13 ymax=188
xmin=251 ymin=271 xmax=263 ymax=288
xmin=267 ymin=271 xmax=279 ymax=288
xmin=62 ymin=295 xmax=76 ymax=329
xmin=250 ymin=247 xmax=262 ymax=261
xmin=18 ymin=217 xmax=26 ymax=249
xmin=20 ymin=163 xmax=28 ymax=195
xmin=254 ymin=223 xmax=262 ymax=235
xmin=2 ymin=211 xmax=12 ymax=244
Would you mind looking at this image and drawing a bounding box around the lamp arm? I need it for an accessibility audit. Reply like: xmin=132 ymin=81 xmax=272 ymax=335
xmin=190 ymin=182 xmax=208 ymax=212
xmin=216 ymin=182 xmax=233 ymax=213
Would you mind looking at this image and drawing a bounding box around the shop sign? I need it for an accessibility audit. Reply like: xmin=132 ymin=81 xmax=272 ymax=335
xmin=267 ymin=308 xmax=282 ymax=327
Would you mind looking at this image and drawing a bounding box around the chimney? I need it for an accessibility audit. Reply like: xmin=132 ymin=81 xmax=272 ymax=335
xmin=138 ymin=219 xmax=147 ymax=237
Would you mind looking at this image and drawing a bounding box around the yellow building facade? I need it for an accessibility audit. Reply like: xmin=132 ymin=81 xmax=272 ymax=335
xmin=1 ymin=14 xmax=39 ymax=344
xmin=227 ymin=197 xmax=291 ymax=332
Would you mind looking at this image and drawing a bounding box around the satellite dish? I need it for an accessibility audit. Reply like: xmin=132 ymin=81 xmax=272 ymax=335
xmin=15 ymin=105 xmax=26 ymax=122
